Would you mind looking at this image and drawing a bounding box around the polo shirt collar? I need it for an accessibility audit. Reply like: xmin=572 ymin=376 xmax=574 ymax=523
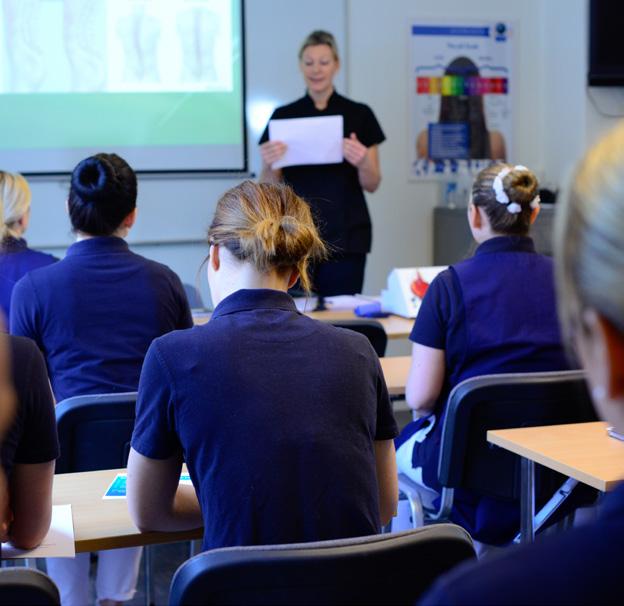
xmin=211 ymin=288 xmax=298 ymax=319
xmin=65 ymin=236 xmax=130 ymax=257
xmin=304 ymin=89 xmax=339 ymax=111
xmin=2 ymin=237 xmax=27 ymax=252
xmin=474 ymin=235 xmax=536 ymax=256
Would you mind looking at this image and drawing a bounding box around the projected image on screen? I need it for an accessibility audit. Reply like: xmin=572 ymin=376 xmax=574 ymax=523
xmin=0 ymin=0 xmax=245 ymax=174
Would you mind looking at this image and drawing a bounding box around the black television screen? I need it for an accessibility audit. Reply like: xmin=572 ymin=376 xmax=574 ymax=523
xmin=588 ymin=0 xmax=624 ymax=86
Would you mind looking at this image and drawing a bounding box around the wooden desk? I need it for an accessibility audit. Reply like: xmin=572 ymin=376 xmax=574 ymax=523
xmin=193 ymin=310 xmax=413 ymax=340
xmin=52 ymin=469 xmax=202 ymax=553
xmin=379 ymin=355 xmax=410 ymax=397
xmin=488 ymin=422 xmax=624 ymax=543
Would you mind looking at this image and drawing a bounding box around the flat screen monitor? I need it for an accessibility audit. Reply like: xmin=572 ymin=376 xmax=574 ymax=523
xmin=588 ymin=0 xmax=624 ymax=86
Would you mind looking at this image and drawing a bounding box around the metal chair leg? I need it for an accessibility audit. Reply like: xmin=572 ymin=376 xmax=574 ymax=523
xmin=144 ymin=545 xmax=154 ymax=606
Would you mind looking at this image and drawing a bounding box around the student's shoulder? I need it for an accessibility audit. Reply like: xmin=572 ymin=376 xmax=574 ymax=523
xmin=8 ymin=334 xmax=41 ymax=365
xmin=422 ymin=517 xmax=624 ymax=605
xmin=309 ymin=317 xmax=379 ymax=361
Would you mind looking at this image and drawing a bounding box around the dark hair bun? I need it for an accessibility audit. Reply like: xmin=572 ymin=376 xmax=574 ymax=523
xmin=68 ymin=153 xmax=137 ymax=236
xmin=504 ymin=167 xmax=539 ymax=206
xmin=71 ymin=157 xmax=119 ymax=204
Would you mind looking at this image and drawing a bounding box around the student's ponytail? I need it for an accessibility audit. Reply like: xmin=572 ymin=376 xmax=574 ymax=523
xmin=208 ymin=181 xmax=326 ymax=293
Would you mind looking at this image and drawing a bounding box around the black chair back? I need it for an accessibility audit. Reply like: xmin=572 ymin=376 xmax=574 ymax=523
xmin=438 ymin=370 xmax=597 ymax=500
xmin=0 ymin=568 xmax=60 ymax=605
xmin=55 ymin=392 xmax=137 ymax=474
xmin=327 ymin=319 xmax=388 ymax=357
xmin=169 ymin=526 xmax=475 ymax=606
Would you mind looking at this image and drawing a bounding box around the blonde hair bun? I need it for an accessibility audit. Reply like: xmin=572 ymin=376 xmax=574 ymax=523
xmin=209 ymin=181 xmax=326 ymax=292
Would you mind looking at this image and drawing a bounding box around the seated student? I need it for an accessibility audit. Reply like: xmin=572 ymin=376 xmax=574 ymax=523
xmin=1 ymin=334 xmax=58 ymax=550
xmin=0 ymin=172 xmax=56 ymax=321
xmin=396 ymin=164 xmax=570 ymax=544
xmin=127 ymin=180 xmax=399 ymax=550
xmin=10 ymin=154 xmax=193 ymax=606
xmin=420 ymin=116 xmax=624 ymax=606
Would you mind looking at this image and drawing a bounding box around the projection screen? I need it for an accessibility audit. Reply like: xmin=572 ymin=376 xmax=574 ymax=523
xmin=0 ymin=0 xmax=246 ymax=174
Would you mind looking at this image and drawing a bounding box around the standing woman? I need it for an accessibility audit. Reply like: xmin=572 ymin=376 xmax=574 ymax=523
xmin=10 ymin=153 xmax=193 ymax=606
xmin=259 ymin=31 xmax=385 ymax=297
xmin=0 ymin=172 xmax=56 ymax=321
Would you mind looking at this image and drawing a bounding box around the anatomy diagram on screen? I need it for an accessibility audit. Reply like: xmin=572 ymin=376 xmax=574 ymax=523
xmin=0 ymin=0 xmax=233 ymax=94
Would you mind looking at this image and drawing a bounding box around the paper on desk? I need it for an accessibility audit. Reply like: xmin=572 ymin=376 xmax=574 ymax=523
xmin=1 ymin=504 xmax=75 ymax=559
xmin=268 ymin=115 xmax=344 ymax=169
xmin=103 ymin=473 xmax=193 ymax=499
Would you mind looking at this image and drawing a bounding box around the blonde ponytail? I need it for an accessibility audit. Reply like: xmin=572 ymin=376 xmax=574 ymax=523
xmin=0 ymin=172 xmax=31 ymax=240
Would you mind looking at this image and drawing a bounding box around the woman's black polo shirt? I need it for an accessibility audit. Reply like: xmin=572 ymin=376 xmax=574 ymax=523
xmin=260 ymin=92 xmax=385 ymax=254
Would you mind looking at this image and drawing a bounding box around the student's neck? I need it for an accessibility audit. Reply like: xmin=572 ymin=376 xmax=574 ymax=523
xmin=76 ymin=228 xmax=128 ymax=242
xmin=308 ymin=87 xmax=334 ymax=110
xmin=215 ymin=268 xmax=290 ymax=305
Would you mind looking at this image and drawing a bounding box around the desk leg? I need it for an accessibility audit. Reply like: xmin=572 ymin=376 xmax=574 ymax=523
xmin=521 ymin=458 xmax=535 ymax=543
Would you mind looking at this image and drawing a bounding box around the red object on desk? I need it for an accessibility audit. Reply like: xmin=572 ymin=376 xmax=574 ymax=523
xmin=410 ymin=272 xmax=430 ymax=299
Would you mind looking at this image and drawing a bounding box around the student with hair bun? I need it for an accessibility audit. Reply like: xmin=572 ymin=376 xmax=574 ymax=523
xmin=420 ymin=119 xmax=624 ymax=606
xmin=396 ymin=163 xmax=570 ymax=544
xmin=10 ymin=153 xmax=192 ymax=606
xmin=0 ymin=171 xmax=57 ymax=321
xmin=127 ymin=180 xmax=399 ymax=550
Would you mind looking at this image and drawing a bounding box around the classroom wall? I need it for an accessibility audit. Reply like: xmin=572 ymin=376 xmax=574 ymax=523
xmin=21 ymin=0 xmax=624 ymax=305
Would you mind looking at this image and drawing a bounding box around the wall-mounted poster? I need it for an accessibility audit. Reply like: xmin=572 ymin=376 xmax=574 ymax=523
xmin=410 ymin=21 xmax=513 ymax=179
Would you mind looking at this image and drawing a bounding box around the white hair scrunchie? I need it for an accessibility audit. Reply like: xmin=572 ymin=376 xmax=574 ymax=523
xmin=492 ymin=165 xmax=534 ymax=214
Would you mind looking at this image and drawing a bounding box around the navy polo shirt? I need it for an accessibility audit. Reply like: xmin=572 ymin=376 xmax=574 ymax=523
xmin=411 ymin=236 xmax=568 ymax=406
xmin=1 ymin=335 xmax=59 ymax=477
xmin=260 ymin=91 xmax=385 ymax=253
xmin=132 ymin=288 xmax=398 ymax=551
xmin=0 ymin=237 xmax=57 ymax=321
xmin=10 ymin=237 xmax=192 ymax=401
xmin=420 ymin=481 xmax=624 ymax=605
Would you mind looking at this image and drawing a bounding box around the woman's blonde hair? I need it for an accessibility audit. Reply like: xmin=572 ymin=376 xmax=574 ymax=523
xmin=0 ymin=171 xmax=31 ymax=240
xmin=208 ymin=181 xmax=326 ymax=293
xmin=298 ymin=30 xmax=339 ymax=62
xmin=555 ymin=121 xmax=624 ymax=344
xmin=471 ymin=163 xmax=539 ymax=235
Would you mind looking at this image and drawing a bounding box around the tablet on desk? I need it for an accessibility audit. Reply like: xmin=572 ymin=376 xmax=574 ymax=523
xmin=607 ymin=426 xmax=624 ymax=442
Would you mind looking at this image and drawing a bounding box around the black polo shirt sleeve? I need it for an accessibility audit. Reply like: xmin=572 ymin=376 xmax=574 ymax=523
xmin=131 ymin=340 xmax=181 ymax=460
xmin=373 ymin=354 xmax=399 ymax=441
xmin=355 ymin=103 xmax=385 ymax=148
xmin=1 ymin=336 xmax=59 ymax=476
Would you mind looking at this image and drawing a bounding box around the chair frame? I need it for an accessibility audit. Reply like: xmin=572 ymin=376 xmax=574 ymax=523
xmin=398 ymin=369 xmax=597 ymax=542
xmin=169 ymin=526 xmax=475 ymax=606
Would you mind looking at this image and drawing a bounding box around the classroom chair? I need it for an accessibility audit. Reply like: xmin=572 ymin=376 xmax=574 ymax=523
xmin=55 ymin=392 xmax=137 ymax=473
xmin=183 ymin=282 xmax=205 ymax=310
xmin=325 ymin=319 xmax=388 ymax=357
xmin=55 ymin=392 xmax=158 ymax=604
xmin=169 ymin=526 xmax=476 ymax=606
xmin=398 ymin=370 xmax=598 ymax=545
xmin=0 ymin=567 xmax=60 ymax=605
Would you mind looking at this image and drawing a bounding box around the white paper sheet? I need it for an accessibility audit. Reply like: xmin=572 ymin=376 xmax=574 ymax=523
xmin=1 ymin=504 xmax=75 ymax=559
xmin=268 ymin=115 xmax=344 ymax=169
